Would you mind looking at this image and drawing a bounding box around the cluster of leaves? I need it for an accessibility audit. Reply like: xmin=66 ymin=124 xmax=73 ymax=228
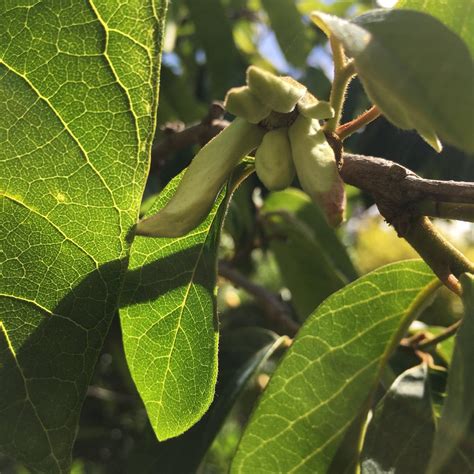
xmin=1 ymin=0 xmax=473 ymax=473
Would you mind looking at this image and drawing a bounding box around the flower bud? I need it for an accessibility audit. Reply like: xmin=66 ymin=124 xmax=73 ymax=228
xmin=224 ymin=86 xmax=271 ymax=123
xmin=288 ymin=115 xmax=345 ymax=226
xmin=246 ymin=66 xmax=306 ymax=113
xmin=136 ymin=118 xmax=265 ymax=237
xmin=255 ymin=128 xmax=295 ymax=191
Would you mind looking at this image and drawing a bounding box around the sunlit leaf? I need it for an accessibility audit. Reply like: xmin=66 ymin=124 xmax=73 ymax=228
xmin=231 ymin=261 xmax=438 ymax=473
xmin=0 ymin=2 xmax=166 ymax=471
xmin=398 ymin=0 xmax=474 ymax=56
xmin=120 ymin=174 xmax=226 ymax=441
xmin=312 ymin=10 xmax=474 ymax=152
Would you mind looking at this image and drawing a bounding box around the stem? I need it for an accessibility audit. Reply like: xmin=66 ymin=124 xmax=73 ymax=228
xmin=218 ymin=261 xmax=299 ymax=337
xmin=416 ymin=320 xmax=462 ymax=351
xmin=325 ymin=36 xmax=356 ymax=133
xmin=401 ymin=216 xmax=474 ymax=295
xmin=410 ymin=201 xmax=474 ymax=222
xmin=336 ymin=106 xmax=381 ymax=140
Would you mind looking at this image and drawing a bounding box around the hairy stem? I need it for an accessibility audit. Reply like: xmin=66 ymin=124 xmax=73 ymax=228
xmin=325 ymin=36 xmax=355 ymax=132
xmin=336 ymin=105 xmax=381 ymax=140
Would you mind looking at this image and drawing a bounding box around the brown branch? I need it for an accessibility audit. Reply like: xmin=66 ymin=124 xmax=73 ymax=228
xmin=415 ymin=320 xmax=462 ymax=351
xmin=339 ymin=153 xmax=474 ymax=206
xmin=218 ymin=261 xmax=299 ymax=337
xmin=340 ymin=153 xmax=474 ymax=292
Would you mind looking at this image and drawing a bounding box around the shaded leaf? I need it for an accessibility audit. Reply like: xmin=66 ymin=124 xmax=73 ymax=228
xmin=312 ymin=10 xmax=474 ymax=152
xmin=427 ymin=273 xmax=474 ymax=473
xmin=260 ymin=0 xmax=312 ymax=67
xmin=262 ymin=188 xmax=357 ymax=320
xmin=231 ymin=261 xmax=438 ymax=473
xmin=398 ymin=0 xmax=474 ymax=56
xmin=184 ymin=0 xmax=244 ymax=97
xmin=361 ymin=364 xmax=435 ymax=473
xmin=0 ymin=1 xmax=166 ymax=471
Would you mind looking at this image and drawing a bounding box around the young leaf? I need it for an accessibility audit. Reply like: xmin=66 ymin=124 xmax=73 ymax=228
xmin=427 ymin=273 xmax=474 ymax=474
xmin=0 ymin=2 xmax=166 ymax=472
xmin=397 ymin=0 xmax=474 ymax=56
xmin=231 ymin=261 xmax=438 ymax=473
xmin=120 ymin=166 xmax=242 ymax=441
xmin=312 ymin=10 xmax=474 ymax=153
xmin=361 ymin=364 xmax=436 ymax=473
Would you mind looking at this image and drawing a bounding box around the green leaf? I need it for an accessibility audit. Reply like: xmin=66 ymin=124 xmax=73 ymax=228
xmin=120 ymin=166 xmax=240 ymax=441
xmin=0 ymin=2 xmax=166 ymax=472
xmin=312 ymin=10 xmax=474 ymax=153
xmin=361 ymin=364 xmax=436 ymax=473
xmin=260 ymin=0 xmax=312 ymax=67
xmin=262 ymin=188 xmax=357 ymax=320
xmin=397 ymin=0 xmax=474 ymax=56
xmin=231 ymin=261 xmax=438 ymax=473
xmin=427 ymin=273 xmax=474 ymax=474
xmin=126 ymin=329 xmax=287 ymax=474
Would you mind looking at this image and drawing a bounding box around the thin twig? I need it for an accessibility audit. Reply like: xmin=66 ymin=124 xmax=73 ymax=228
xmin=218 ymin=261 xmax=300 ymax=337
xmin=336 ymin=105 xmax=381 ymax=140
xmin=416 ymin=320 xmax=462 ymax=351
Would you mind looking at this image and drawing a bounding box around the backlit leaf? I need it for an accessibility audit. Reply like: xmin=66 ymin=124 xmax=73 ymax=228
xmin=398 ymin=0 xmax=474 ymax=56
xmin=0 ymin=2 xmax=166 ymax=471
xmin=120 ymin=165 xmax=243 ymax=441
xmin=231 ymin=261 xmax=438 ymax=473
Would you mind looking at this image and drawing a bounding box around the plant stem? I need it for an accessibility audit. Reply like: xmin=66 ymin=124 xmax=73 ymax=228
xmin=325 ymin=36 xmax=356 ymax=133
xmin=398 ymin=216 xmax=474 ymax=295
xmin=410 ymin=201 xmax=474 ymax=223
xmin=336 ymin=105 xmax=381 ymax=140
xmin=416 ymin=320 xmax=462 ymax=351
xmin=218 ymin=261 xmax=300 ymax=337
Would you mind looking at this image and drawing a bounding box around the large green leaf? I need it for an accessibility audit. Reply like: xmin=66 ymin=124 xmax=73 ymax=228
xmin=120 ymin=165 xmax=243 ymax=441
xmin=361 ymin=363 xmax=435 ymax=473
xmin=312 ymin=10 xmax=474 ymax=153
xmin=0 ymin=1 xmax=166 ymax=471
xmin=427 ymin=273 xmax=474 ymax=474
xmin=397 ymin=0 xmax=474 ymax=56
xmin=262 ymin=188 xmax=356 ymax=321
xmin=231 ymin=261 xmax=438 ymax=473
